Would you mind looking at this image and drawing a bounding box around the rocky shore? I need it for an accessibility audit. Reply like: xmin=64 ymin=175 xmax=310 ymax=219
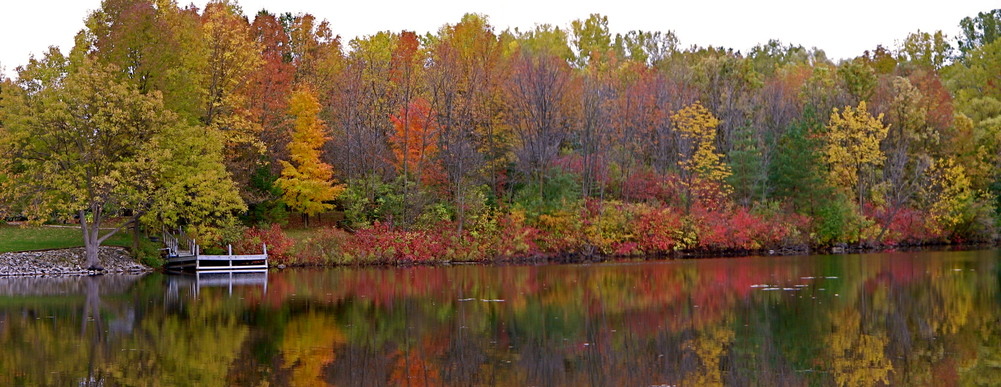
xmin=0 ymin=247 xmax=151 ymax=276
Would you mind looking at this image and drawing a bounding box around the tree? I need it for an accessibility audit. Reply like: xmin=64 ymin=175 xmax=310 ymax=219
xmin=926 ymin=158 xmax=974 ymax=236
xmin=673 ymin=101 xmax=732 ymax=211
xmin=277 ymin=84 xmax=343 ymax=224
xmin=958 ymin=9 xmax=1001 ymax=59
xmin=506 ymin=48 xmax=577 ymax=201
xmin=769 ymin=108 xmax=831 ymax=215
xmin=838 ymin=58 xmax=877 ymax=104
xmin=824 ymin=101 xmax=889 ymax=208
xmin=200 ymin=0 xmax=265 ymax=196
xmin=897 ymin=30 xmax=951 ymax=70
xmin=1 ymin=58 xmax=176 ymax=269
xmin=424 ymin=14 xmax=499 ymax=230
xmin=389 ymin=98 xmax=439 ymax=185
xmin=876 ymin=77 xmax=936 ymax=242
xmin=570 ymin=14 xmax=613 ymax=69
xmin=248 ymin=11 xmax=295 ymax=174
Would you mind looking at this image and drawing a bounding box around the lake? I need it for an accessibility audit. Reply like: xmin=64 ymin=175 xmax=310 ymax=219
xmin=1 ymin=249 xmax=998 ymax=386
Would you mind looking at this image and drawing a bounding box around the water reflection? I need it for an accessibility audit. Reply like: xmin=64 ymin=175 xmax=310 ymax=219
xmin=0 ymin=250 xmax=999 ymax=386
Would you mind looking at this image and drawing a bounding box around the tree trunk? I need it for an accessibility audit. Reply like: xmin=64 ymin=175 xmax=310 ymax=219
xmin=80 ymin=210 xmax=106 ymax=271
xmin=84 ymin=234 xmax=102 ymax=271
xmin=132 ymin=221 xmax=141 ymax=256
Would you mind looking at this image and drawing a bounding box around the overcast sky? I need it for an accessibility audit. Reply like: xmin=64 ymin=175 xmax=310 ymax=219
xmin=1 ymin=0 xmax=998 ymax=79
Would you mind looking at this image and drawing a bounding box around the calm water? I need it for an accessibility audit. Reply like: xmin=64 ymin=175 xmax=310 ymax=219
xmin=1 ymin=250 xmax=999 ymax=386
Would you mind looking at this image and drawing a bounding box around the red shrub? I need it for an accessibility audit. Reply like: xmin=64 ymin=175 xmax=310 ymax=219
xmin=342 ymin=222 xmax=454 ymax=263
xmin=235 ymin=224 xmax=295 ymax=264
xmin=692 ymin=206 xmax=789 ymax=251
xmin=867 ymin=206 xmax=940 ymax=245
xmin=633 ymin=206 xmax=684 ymax=254
xmin=621 ymin=170 xmax=684 ymax=205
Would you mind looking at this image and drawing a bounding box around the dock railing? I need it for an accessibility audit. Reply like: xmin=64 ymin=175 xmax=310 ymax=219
xmin=162 ymin=228 xmax=268 ymax=272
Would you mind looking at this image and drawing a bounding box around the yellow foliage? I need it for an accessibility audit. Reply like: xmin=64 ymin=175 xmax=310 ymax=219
xmin=824 ymin=101 xmax=889 ymax=202
xmin=682 ymin=324 xmax=735 ymax=387
xmin=673 ymin=101 xmax=733 ymax=208
xmin=277 ymin=84 xmax=345 ymax=216
xmin=824 ymin=308 xmax=893 ymax=387
xmin=281 ymin=312 xmax=345 ymax=386
xmin=927 ymin=157 xmax=974 ymax=234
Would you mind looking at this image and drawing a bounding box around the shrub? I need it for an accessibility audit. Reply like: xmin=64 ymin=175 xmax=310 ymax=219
xmin=235 ymin=224 xmax=295 ymax=264
xmin=341 ymin=222 xmax=452 ymax=263
xmin=813 ymin=194 xmax=870 ymax=246
xmin=631 ymin=204 xmax=685 ymax=254
xmin=292 ymin=227 xmax=352 ymax=264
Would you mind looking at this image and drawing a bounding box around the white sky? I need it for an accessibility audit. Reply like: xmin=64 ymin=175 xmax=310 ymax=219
xmin=1 ymin=0 xmax=998 ymax=79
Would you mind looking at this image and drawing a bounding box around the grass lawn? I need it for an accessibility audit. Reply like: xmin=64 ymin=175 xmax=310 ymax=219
xmin=0 ymin=224 xmax=133 ymax=253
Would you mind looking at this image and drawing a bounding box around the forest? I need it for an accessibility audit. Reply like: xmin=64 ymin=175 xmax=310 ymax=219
xmin=1 ymin=0 xmax=1001 ymax=266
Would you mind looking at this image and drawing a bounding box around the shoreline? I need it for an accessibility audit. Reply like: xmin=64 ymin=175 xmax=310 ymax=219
xmin=271 ymin=241 xmax=998 ymax=270
xmin=1 ymin=242 xmax=995 ymax=277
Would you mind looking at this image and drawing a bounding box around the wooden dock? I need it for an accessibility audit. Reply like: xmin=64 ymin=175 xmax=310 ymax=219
xmin=162 ymin=231 xmax=268 ymax=272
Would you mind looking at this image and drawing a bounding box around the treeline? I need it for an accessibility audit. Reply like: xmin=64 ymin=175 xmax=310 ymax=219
xmin=2 ymin=1 xmax=1001 ymax=263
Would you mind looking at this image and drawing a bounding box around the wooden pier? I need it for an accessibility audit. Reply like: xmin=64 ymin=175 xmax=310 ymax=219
xmin=162 ymin=231 xmax=268 ymax=272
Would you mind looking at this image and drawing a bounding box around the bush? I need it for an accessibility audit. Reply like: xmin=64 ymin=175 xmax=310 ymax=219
xmin=235 ymin=224 xmax=295 ymax=264
xmin=813 ymin=194 xmax=870 ymax=246
xmin=631 ymin=204 xmax=685 ymax=254
xmin=292 ymin=227 xmax=352 ymax=264
xmin=341 ymin=222 xmax=452 ymax=263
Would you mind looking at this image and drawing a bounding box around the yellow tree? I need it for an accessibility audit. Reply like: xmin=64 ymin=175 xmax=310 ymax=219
xmin=926 ymin=157 xmax=975 ymax=236
xmin=824 ymin=101 xmax=889 ymax=207
xmin=674 ymin=101 xmax=732 ymax=211
xmin=277 ymin=84 xmax=344 ymax=225
xmin=200 ymin=0 xmax=265 ymax=197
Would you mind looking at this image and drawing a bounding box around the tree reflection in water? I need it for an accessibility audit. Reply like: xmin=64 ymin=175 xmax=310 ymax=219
xmin=0 ymin=250 xmax=999 ymax=386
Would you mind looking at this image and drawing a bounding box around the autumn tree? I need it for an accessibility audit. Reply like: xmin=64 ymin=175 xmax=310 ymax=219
xmin=876 ymin=77 xmax=936 ymax=242
xmin=80 ymin=0 xmax=206 ymax=123
xmin=82 ymin=0 xmax=177 ymax=92
xmin=389 ymin=98 xmax=439 ymax=184
xmin=674 ymin=101 xmax=733 ymax=211
xmin=688 ymin=47 xmax=761 ymax=156
xmin=248 ymin=11 xmax=295 ymax=171
xmin=506 ymin=46 xmax=577 ymax=202
xmin=330 ymin=32 xmax=396 ymax=182
xmin=0 ymin=57 xmax=227 ymax=269
xmin=423 ymin=14 xmax=500 ymax=230
xmin=824 ymin=101 xmax=890 ymax=208
xmin=925 ymin=158 xmax=975 ymax=236
xmin=200 ymin=0 xmax=265 ymax=196
xmin=277 ymin=84 xmax=343 ymax=225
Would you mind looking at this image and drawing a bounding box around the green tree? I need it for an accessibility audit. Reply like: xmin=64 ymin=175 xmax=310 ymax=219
xmin=958 ymin=9 xmax=1001 ymax=59
xmin=570 ymin=14 xmax=613 ymax=68
xmin=769 ymin=109 xmax=831 ymax=215
xmin=897 ymin=29 xmax=951 ymax=70
xmin=838 ymin=58 xmax=876 ymax=104
xmin=0 ymin=58 xmax=175 ymax=269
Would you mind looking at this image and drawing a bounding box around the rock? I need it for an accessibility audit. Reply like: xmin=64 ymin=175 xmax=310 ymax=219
xmin=0 ymin=247 xmax=153 ymax=277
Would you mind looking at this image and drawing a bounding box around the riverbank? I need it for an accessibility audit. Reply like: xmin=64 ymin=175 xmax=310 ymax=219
xmin=0 ymin=247 xmax=152 ymax=277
